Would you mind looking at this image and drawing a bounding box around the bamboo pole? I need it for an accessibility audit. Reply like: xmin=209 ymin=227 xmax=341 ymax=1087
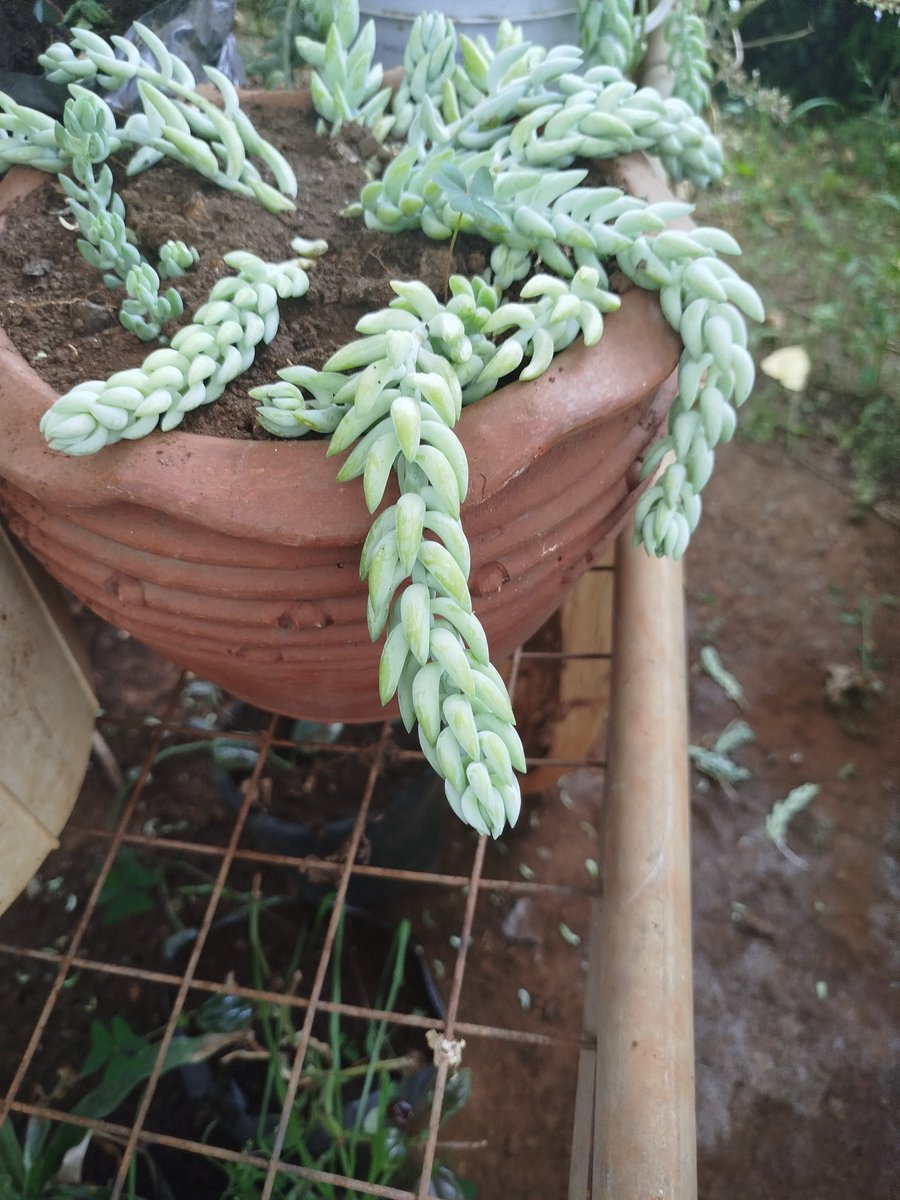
xmin=639 ymin=2 xmax=677 ymax=99
xmin=587 ymin=532 xmax=696 ymax=1199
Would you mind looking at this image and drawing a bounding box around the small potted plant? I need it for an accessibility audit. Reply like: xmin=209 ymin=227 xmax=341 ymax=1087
xmin=0 ymin=1 xmax=761 ymax=841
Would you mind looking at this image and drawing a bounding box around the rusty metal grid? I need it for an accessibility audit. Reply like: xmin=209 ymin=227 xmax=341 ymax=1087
xmin=0 ymin=566 xmax=616 ymax=1200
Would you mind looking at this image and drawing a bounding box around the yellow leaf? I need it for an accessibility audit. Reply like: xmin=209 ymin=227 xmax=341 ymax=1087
xmin=760 ymin=345 xmax=811 ymax=392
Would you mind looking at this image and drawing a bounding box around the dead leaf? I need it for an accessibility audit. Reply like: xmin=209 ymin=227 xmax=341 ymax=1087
xmin=730 ymin=903 xmax=776 ymax=940
xmin=825 ymin=662 xmax=882 ymax=707
xmin=760 ymin=345 xmax=811 ymax=392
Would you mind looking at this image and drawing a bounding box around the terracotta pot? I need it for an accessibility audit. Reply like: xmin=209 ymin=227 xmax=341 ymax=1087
xmin=0 ymin=133 xmax=680 ymax=721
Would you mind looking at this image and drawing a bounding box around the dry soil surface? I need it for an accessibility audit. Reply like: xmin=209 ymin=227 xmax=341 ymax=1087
xmin=686 ymin=439 xmax=898 ymax=1200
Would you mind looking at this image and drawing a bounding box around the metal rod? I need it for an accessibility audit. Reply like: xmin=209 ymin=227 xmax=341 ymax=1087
xmin=416 ymin=835 xmax=488 ymax=1199
xmin=260 ymin=722 xmax=391 ymax=1199
xmin=110 ymin=713 xmax=280 ymax=1199
xmin=0 ymin=673 xmax=186 ymax=1129
xmin=588 ymin=534 xmax=696 ymax=1199
xmin=6 ymin=1100 xmax=418 ymax=1200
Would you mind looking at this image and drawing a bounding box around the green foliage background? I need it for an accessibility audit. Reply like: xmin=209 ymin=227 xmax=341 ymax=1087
xmin=738 ymin=0 xmax=900 ymax=108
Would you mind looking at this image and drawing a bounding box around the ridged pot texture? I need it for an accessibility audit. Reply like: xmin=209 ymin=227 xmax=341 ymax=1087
xmin=0 ymin=155 xmax=680 ymax=722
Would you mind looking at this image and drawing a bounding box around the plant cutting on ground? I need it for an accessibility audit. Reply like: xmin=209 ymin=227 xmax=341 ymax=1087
xmin=0 ymin=0 xmax=762 ymax=840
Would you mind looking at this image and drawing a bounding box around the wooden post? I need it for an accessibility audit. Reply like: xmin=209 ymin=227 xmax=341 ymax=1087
xmin=572 ymin=533 xmax=696 ymax=1199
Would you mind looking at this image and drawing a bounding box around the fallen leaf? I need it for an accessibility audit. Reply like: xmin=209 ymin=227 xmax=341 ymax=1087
xmin=824 ymin=662 xmax=883 ymax=707
xmin=760 ymin=345 xmax=811 ymax=392
xmin=730 ymin=902 xmax=777 ymax=940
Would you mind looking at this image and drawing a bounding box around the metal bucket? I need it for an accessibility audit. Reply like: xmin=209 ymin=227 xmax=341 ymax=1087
xmin=360 ymin=1 xmax=579 ymax=68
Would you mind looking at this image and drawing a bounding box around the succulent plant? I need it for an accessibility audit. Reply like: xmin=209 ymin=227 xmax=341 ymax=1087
xmin=315 ymin=4 xmax=755 ymax=554
xmin=40 ymin=240 xmax=326 ymax=454
xmin=665 ymin=1 xmax=715 ymax=115
xmin=158 ymin=239 xmax=200 ymax=279
xmin=54 ymin=88 xmax=142 ymax=288
xmin=293 ymin=1 xmax=393 ymax=138
xmin=51 ymin=87 xmax=188 ymax=340
xmin=8 ymin=1 xmax=762 ymax=838
xmin=288 ymin=1 xmax=757 ymax=833
xmin=35 ymin=23 xmax=298 ymax=212
xmin=579 ymin=0 xmax=642 ymax=73
xmin=390 ymin=11 xmax=459 ymax=138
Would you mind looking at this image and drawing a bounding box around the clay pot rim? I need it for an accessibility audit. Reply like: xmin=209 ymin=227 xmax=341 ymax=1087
xmin=0 ymin=95 xmax=681 ymax=546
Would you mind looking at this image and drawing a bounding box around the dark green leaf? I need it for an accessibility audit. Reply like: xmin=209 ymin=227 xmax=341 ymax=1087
xmin=97 ymin=850 xmax=163 ymax=926
xmin=441 ymin=1067 xmax=472 ymax=1122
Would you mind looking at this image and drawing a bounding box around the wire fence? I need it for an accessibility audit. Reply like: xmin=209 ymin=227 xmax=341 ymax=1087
xmin=0 ymin=563 xmax=626 ymax=1199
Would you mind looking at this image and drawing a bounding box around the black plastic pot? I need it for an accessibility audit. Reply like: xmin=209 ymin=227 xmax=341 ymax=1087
xmin=212 ymin=734 xmax=447 ymax=907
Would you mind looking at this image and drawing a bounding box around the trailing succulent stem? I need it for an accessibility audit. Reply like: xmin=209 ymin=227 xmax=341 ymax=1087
xmin=579 ymin=0 xmax=641 ymax=74
xmin=252 ymin=263 xmax=629 ymax=837
xmin=578 ymin=0 xmax=712 ymax=108
xmin=27 ymin=1 xmax=763 ymax=839
xmin=54 ymin=88 xmax=140 ymax=287
xmin=35 ymin=23 xmax=298 ymax=212
xmin=665 ymin=1 xmax=714 ymax=116
xmin=254 ymin=277 xmax=531 ymax=839
xmin=55 ymin=87 xmax=188 ymax=340
xmin=40 ymin=239 xmax=326 ymax=454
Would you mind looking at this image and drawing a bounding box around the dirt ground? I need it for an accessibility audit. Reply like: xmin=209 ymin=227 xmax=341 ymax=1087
xmin=686 ymin=439 xmax=899 ymax=1200
xmin=445 ymin=434 xmax=900 ymax=1199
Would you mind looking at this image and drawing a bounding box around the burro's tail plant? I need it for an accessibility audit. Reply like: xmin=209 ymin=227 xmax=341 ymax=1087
xmin=40 ymin=239 xmax=326 ymax=455
xmin=23 ymin=2 xmax=763 ymax=839
xmin=54 ymin=86 xmax=193 ymax=341
xmin=3 ymin=22 xmax=297 ymax=212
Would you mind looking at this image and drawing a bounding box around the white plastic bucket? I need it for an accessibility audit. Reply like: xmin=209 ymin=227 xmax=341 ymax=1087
xmin=360 ymin=2 xmax=579 ymax=68
xmin=0 ymin=528 xmax=96 ymax=916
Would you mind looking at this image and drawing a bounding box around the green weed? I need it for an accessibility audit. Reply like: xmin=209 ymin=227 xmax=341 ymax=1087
xmin=1 ymin=897 xmax=472 ymax=1198
xmin=207 ymin=896 xmax=473 ymax=1199
xmin=694 ymin=108 xmax=900 ymax=505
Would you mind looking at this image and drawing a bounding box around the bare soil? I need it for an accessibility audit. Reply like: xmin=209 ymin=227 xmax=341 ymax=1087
xmin=687 ymin=439 xmax=899 ymax=1200
xmin=0 ymin=104 xmax=490 ymax=439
